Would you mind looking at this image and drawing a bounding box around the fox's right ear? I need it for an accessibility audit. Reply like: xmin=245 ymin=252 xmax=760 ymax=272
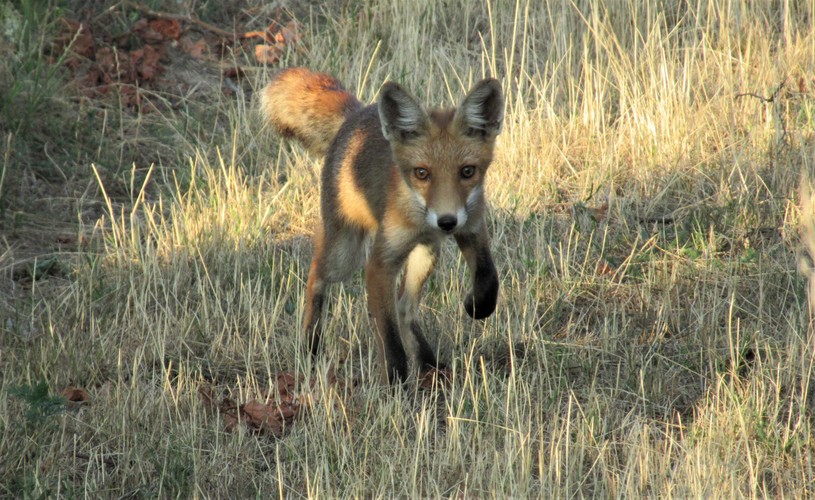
xmin=378 ymin=82 xmax=428 ymax=143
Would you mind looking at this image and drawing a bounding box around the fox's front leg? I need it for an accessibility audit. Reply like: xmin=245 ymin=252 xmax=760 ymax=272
xmin=455 ymin=224 xmax=499 ymax=320
xmin=397 ymin=243 xmax=441 ymax=370
xmin=365 ymin=239 xmax=409 ymax=384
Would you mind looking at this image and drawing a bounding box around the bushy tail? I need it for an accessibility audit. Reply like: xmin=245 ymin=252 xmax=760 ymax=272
xmin=260 ymin=67 xmax=362 ymax=157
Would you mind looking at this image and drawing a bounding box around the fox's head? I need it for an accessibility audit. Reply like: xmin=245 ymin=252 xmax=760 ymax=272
xmin=378 ymin=78 xmax=504 ymax=234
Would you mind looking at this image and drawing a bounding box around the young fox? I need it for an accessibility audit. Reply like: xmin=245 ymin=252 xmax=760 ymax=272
xmin=261 ymin=67 xmax=503 ymax=383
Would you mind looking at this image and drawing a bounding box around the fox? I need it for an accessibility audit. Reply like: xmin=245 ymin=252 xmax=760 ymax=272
xmin=261 ymin=67 xmax=504 ymax=384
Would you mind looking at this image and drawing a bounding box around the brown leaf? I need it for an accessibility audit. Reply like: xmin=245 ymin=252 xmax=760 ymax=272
xmin=95 ymin=46 xmax=123 ymax=82
xmin=180 ymin=35 xmax=208 ymax=60
xmin=61 ymin=386 xmax=90 ymax=408
xmin=133 ymin=18 xmax=165 ymax=44
xmin=130 ymin=45 xmax=164 ymax=82
xmin=254 ymin=44 xmax=282 ymax=65
xmin=149 ymin=18 xmax=181 ymax=40
xmin=200 ymin=374 xmax=316 ymax=435
xmin=276 ymin=402 xmax=300 ymax=421
xmin=275 ymin=21 xmax=300 ymax=45
xmin=240 ymin=400 xmax=270 ymax=423
xmin=242 ymin=30 xmax=274 ymax=43
xmin=241 ymin=399 xmax=286 ymax=436
xmin=58 ymin=19 xmax=95 ymax=60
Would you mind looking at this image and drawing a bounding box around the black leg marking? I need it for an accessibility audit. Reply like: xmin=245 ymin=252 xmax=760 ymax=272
xmin=410 ymin=321 xmax=443 ymax=369
xmin=464 ymin=247 xmax=499 ymax=320
xmin=306 ymin=292 xmax=325 ymax=356
xmin=383 ymin=318 xmax=409 ymax=384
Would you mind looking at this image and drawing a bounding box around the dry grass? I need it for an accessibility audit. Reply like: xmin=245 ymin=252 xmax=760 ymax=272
xmin=1 ymin=0 xmax=814 ymax=497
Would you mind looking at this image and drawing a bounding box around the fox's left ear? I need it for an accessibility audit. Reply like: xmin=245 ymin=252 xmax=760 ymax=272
xmin=455 ymin=78 xmax=504 ymax=139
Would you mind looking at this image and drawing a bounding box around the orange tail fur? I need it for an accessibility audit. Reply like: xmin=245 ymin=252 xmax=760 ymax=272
xmin=260 ymin=67 xmax=362 ymax=157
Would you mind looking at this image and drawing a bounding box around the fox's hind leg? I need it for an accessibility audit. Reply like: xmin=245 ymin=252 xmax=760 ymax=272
xmin=303 ymin=226 xmax=327 ymax=356
xmin=397 ymin=243 xmax=442 ymax=370
xmin=303 ymin=223 xmax=366 ymax=356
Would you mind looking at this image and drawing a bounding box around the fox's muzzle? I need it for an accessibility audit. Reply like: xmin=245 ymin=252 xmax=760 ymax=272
xmin=426 ymin=207 xmax=469 ymax=233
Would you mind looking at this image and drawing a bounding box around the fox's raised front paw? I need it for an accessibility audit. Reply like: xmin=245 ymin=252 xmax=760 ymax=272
xmin=464 ymin=278 xmax=498 ymax=319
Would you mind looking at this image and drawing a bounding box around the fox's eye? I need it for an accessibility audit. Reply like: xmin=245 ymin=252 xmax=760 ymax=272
xmin=414 ymin=167 xmax=430 ymax=180
xmin=460 ymin=165 xmax=476 ymax=179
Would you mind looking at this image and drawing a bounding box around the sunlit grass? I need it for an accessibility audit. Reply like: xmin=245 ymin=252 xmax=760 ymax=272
xmin=1 ymin=0 xmax=814 ymax=497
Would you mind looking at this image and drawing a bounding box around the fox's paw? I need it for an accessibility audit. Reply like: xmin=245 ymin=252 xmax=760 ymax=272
xmin=464 ymin=275 xmax=499 ymax=320
xmin=464 ymin=294 xmax=495 ymax=319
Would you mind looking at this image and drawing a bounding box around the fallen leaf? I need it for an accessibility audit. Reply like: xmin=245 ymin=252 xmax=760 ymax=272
xmin=130 ymin=45 xmax=164 ymax=82
xmin=241 ymin=399 xmax=286 ymax=436
xmin=242 ymin=30 xmax=274 ymax=43
xmin=275 ymin=21 xmax=300 ymax=45
xmin=58 ymin=19 xmax=95 ymax=60
xmin=276 ymin=402 xmax=299 ymax=421
xmin=61 ymin=386 xmax=90 ymax=408
xmin=198 ymin=373 xmax=331 ymax=436
xmin=132 ymin=18 xmax=165 ymax=44
xmin=149 ymin=18 xmax=181 ymax=41
xmin=95 ymin=46 xmax=124 ymax=82
xmin=180 ymin=35 xmax=208 ymax=59
xmin=254 ymin=44 xmax=282 ymax=64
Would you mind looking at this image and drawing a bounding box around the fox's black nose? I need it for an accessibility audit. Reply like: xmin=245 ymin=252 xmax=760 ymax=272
xmin=437 ymin=215 xmax=458 ymax=232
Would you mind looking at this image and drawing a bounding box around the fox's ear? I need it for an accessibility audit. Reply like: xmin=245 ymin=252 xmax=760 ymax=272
xmin=378 ymin=82 xmax=428 ymax=143
xmin=455 ymin=78 xmax=504 ymax=139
